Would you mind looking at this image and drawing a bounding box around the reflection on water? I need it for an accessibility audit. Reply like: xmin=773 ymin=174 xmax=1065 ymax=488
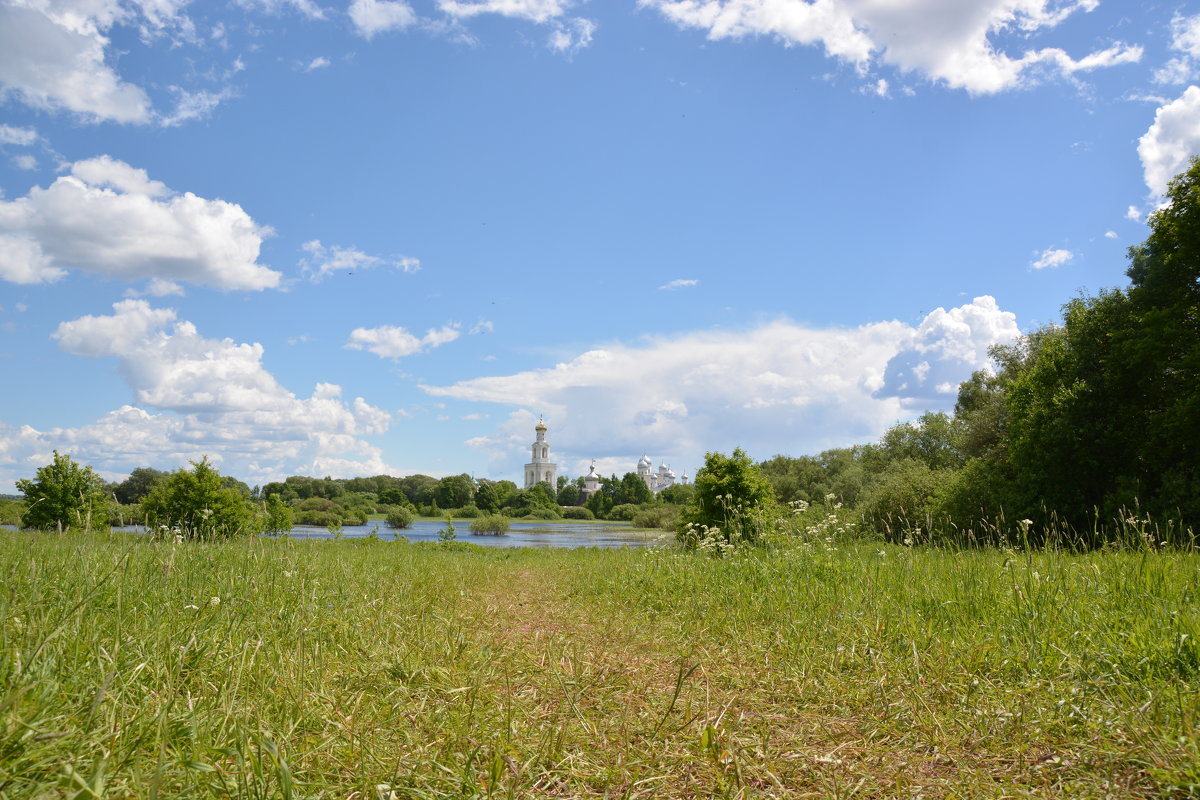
xmin=0 ymin=521 xmax=669 ymax=549
xmin=285 ymin=520 xmax=669 ymax=549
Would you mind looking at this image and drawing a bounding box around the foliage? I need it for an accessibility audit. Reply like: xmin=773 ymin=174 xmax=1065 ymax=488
xmin=678 ymin=448 xmax=775 ymax=547
xmin=141 ymin=458 xmax=257 ymax=540
xmin=475 ymin=479 xmax=516 ymax=512
xmin=0 ymin=498 xmax=26 ymax=525
xmin=262 ymin=493 xmax=294 ymax=535
xmin=435 ymin=474 xmax=476 ymax=509
xmin=857 ymin=458 xmax=952 ymax=543
xmin=632 ymin=504 xmax=679 ymax=530
xmin=608 ymin=503 xmax=643 ymax=521
xmin=113 ymin=467 xmax=167 ymax=505
xmin=16 ymin=451 xmax=108 ymax=531
xmin=556 ymin=482 xmax=581 ymax=506
xmin=469 ymin=514 xmax=511 ymax=534
xmin=437 ymin=517 xmax=457 ymax=542
xmin=561 ymin=506 xmax=594 ymax=520
xmin=386 ymin=506 xmax=415 ymax=529
xmin=657 ymin=482 xmax=696 ymax=506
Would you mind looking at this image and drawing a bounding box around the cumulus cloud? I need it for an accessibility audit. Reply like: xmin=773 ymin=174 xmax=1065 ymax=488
xmin=1104 ymin=230 xmax=1117 ymax=239
xmin=346 ymin=324 xmax=461 ymax=358
xmin=235 ymin=0 xmax=326 ymax=19
xmin=0 ymin=299 xmax=397 ymax=489
xmin=300 ymin=239 xmax=420 ymax=281
xmin=1138 ymin=85 xmax=1200 ymax=197
xmin=0 ymin=2 xmax=153 ymax=123
xmin=349 ymin=0 xmax=417 ymax=38
xmin=0 ymin=156 xmax=279 ymax=289
xmin=1031 ymin=247 xmax=1074 ymax=269
xmin=548 ymin=17 xmax=595 ymax=53
xmin=425 ymin=296 xmax=1020 ymax=473
xmin=1126 ymin=204 xmax=1142 ymax=221
xmin=640 ymin=0 xmax=1140 ymax=95
xmin=304 ymin=56 xmax=331 ymax=71
xmin=659 ymin=278 xmax=699 ymax=290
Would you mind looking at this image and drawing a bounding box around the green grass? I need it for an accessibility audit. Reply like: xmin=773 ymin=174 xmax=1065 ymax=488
xmin=1 ymin=531 xmax=1197 ymax=798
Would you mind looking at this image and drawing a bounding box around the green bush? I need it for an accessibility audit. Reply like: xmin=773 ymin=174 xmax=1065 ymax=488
xmin=17 ymin=451 xmax=108 ymax=531
xmin=679 ymin=448 xmax=776 ymax=548
xmin=386 ymin=506 xmax=415 ymax=529
xmin=469 ymin=514 xmax=510 ymax=534
xmin=561 ymin=506 xmax=594 ymax=520
xmin=141 ymin=458 xmax=256 ymax=541
xmin=609 ymin=503 xmax=642 ymax=521
xmin=632 ymin=505 xmax=679 ymax=530
xmin=453 ymin=504 xmax=481 ymax=518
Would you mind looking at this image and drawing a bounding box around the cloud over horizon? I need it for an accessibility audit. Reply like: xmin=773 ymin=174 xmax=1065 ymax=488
xmin=423 ymin=296 xmax=1020 ymax=474
xmin=0 ymin=300 xmax=398 ymax=488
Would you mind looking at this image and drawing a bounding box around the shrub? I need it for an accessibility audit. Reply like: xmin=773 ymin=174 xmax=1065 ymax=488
xmin=679 ymin=448 xmax=775 ymax=548
xmin=561 ymin=506 xmax=594 ymax=520
xmin=386 ymin=506 xmax=415 ymax=529
xmin=469 ymin=514 xmax=510 ymax=534
xmin=262 ymin=494 xmax=294 ymax=535
xmin=454 ymin=504 xmax=481 ymax=518
xmin=17 ymin=451 xmax=108 ymax=532
xmin=609 ymin=503 xmax=642 ymax=521
xmin=632 ymin=505 xmax=679 ymax=530
xmin=141 ymin=458 xmax=257 ymax=541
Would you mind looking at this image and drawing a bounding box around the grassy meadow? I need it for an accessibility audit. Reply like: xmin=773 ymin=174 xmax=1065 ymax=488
xmin=1 ymin=529 xmax=1197 ymax=798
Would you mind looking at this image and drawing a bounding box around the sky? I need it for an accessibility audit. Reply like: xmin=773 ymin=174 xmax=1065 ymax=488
xmin=1 ymin=0 xmax=1199 ymax=493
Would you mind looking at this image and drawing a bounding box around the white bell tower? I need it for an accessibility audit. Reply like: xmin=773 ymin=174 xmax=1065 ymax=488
xmin=523 ymin=417 xmax=558 ymax=489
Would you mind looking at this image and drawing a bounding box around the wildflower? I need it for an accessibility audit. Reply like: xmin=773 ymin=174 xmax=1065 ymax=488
xmin=903 ymin=537 xmax=914 ymax=547
xmin=184 ymin=604 xmax=199 ymax=610
xmin=209 ymin=596 xmax=221 ymax=607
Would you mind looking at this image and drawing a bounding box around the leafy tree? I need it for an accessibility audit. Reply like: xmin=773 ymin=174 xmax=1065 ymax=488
xmin=17 ymin=451 xmax=108 ymax=531
xmin=679 ymin=448 xmax=775 ymax=544
xmin=617 ymin=472 xmax=654 ymax=505
xmin=397 ymin=474 xmax=439 ymax=506
xmin=378 ymin=487 xmax=412 ymax=508
xmin=435 ymin=474 xmax=476 ymax=509
xmin=142 ymin=458 xmax=257 ymax=540
xmin=114 ymin=467 xmax=167 ymax=504
xmin=474 ymin=480 xmax=502 ymax=512
xmin=262 ymin=493 xmax=294 ymax=535
xmin=658 ymin=482 xmax=696 ymax=506
xmin=556 ymin=482 xmax=581 ymax=506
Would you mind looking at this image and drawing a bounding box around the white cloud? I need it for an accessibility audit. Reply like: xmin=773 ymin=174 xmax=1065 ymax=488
xmin=159 ymin=86 xmax=235 ymax=127
xmin=470 ymin=319 xmax=494 ymax=334
xmin=1031 ymin=247 xmax=1074 ymax=269
xmin=640 ymin=0 xmax=1140 ymax=95
xmin=1126 ymin=204 xmax=1142 ymax=221
xmin=1138 ymin=85 xmax=1200 ymax=197
xmin=12 ymin=154 xmax=38 ymax=171
xmin=548 ymin=17 xmax=595 ymax=53
xmin=1172 ymin=14 xmax=1200 ymax=58
xmin=235 ymin=0 xmax=326 ymax=19
xmin=659 ymin=278 xmax=699 ymax=290
xmin=300 ymin=239 xmax=420 ymax=281
xmin=1104 ymin=230 xmax=1117 ymax=239
xmin=0 ymin=299 xmax=399 ymax=489
xmin=437 ymin=0 xmax=571 ymax=23
xmin=425 ymin=296 xmax=1019 ymax=472
xmin=0 ymin=2 xmax=152 ymax=123
xmin=0 ymin=124 xmax=39 ymax=146
xmin=346 ymin=324 xmax=461 ymax=358
xmin=0 ymin=156 xmax=279 ymax=289
xmin=304 ymin=56 xmax=331 ymax=71
xmin=349 ymin=0 xmax=417 ymax=38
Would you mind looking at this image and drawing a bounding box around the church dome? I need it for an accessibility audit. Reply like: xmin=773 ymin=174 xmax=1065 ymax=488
xmin=638 ymin=454 xmax=651 ymax=467
xmin=535 ymin=417 xmax=547 ymax=431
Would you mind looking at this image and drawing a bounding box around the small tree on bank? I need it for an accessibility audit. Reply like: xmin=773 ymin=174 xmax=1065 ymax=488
xmin=142 ymin=458 xmax=256 ymax=541
xmin=679 ymin=448 xmax=775 ymax=548
xmin=17 ymin=451 xmax=108 ymax=532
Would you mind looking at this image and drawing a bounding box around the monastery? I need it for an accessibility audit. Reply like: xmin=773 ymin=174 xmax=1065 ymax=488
xmin=523 ymin=418 xmax=688 ymax=498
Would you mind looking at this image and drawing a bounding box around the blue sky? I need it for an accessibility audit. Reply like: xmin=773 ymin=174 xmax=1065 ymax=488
xmin=1 ymin=0 xmax=1199 ymax=492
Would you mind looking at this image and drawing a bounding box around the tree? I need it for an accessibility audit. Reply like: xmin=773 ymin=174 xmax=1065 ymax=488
xmin=262 ymin=493 xmax=294 ymax=535
xmin=142 ymin=458 xmax=257 ymax=540
xmin=113 ymin=467 xmax=167 ymax=504
xmin=617 ymin=472 xmax=654 ymax=506
xmin=475 ymin=479 xmax=516 ymax=512
xmin=679 ymin=448 xmax=775 ymax=545
xmin=435 ymin=474 xmax=476 ymax=509
xmin=17 ymin=451 xmax=108 ymax=531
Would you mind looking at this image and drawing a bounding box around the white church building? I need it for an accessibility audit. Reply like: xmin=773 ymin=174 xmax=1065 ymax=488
xmin=523 ymin=417 xmax=558 ymax=489
xmin=524 ymin=419 xmax=687 ymax=499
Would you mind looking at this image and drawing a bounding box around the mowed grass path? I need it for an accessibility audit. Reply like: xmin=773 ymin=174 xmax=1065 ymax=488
xmin=1 ymin=533 xmax=1197 ymax=798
